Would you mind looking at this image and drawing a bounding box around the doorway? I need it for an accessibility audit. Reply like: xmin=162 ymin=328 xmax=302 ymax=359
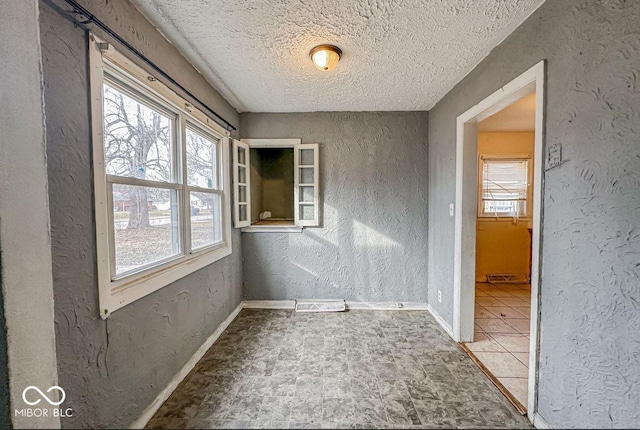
xmin=464 ymin=91 xmax=536 ymax=414
xmin=452 ymin=62 xmax=545 ymax=422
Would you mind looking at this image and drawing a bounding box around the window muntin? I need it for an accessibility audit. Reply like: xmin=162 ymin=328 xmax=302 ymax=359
xmin=293 ymin=144 xmax=320 ymax=226
xmin=479 ymin=157 xmax=531 ymax=217
xmin=232 ymin=140 xmax=251 ymax=228
xmin=91 ymin=37 xmax=232 ymax=317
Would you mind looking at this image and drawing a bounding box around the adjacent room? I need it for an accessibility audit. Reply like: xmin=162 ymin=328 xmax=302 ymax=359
xmin=1 ymin=0 xmax=638 ymax=429
xmin=463 ymin=92 xmax=537 ymax=412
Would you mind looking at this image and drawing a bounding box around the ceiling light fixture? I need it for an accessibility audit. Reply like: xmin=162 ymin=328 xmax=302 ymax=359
xmin=310 ymin=44 xmax=342 ymax=71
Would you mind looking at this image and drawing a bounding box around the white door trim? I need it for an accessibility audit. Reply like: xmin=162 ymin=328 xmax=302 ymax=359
xmin=453 ymin=60 xmax=545 ymax=421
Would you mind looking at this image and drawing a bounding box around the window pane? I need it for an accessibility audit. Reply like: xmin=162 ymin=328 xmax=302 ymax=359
xmin=300 ymin=167 xmax=314 ymax=184
xmin=300 ymin=149 xmax=314 ymax=166
xmin=112 ymin=185 xmax=180 ymax=276
xmin=237 ymin=146 xmax=246 ymax=165
xmin=238 ymin=185 xmax=247 ymax=203
xmin=103 ymin=83 xmax=174 ymax=182
xmin=299 ymin=204 xmax=314 ymax=221
xmin=299 ymin=186 xmax=314 ymax=203
xmin=190 ymin=192 xmax=222 ymax=250
xmin=239 ymin=204 xmax=248 ymax=222
xmin=186 ymin=126 xmax=218 ymax=189
xmin=238 ymin=166 xmax=246 ymax=184
xmin=482 ymin=159 xmax=529 ymax=215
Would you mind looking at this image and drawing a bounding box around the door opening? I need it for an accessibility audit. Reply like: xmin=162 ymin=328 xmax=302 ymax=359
xmin=464 ymin=92 xmax=536 ymax=414
xmin=452 ymin=61 xmax=545 ymax=423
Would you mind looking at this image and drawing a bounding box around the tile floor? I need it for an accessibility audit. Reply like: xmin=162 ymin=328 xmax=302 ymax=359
xmin=464 ymin=283 xmax=531 ymax=409
xmin=147 ymin=309 xmax=532 ymax=429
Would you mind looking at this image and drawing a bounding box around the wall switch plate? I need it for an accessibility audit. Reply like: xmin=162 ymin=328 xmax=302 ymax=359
xmin=449 ymin=203 xmax=454 ymax=217
xmin=438 ymin=290 xmax=442 ymax=302
xmin=548 ymin=143 xmax=562 ymax=168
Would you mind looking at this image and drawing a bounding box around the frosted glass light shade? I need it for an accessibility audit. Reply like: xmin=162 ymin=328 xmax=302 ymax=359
xmin=310 ymin=45 xmax=342 ymax=71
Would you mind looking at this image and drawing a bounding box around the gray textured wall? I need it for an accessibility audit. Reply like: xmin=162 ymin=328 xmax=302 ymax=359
xmin=0 ymin=241 xmax=10 ymax=429
xmin=39 ymin=0 xmax=242 ymax=427
xmin=240 ymin=112 xmax=429 ymax=303
xmin=1 ymin=0 xmax=60 ymax=428
xmin=427 ymin=0 xmax=640 ymax=427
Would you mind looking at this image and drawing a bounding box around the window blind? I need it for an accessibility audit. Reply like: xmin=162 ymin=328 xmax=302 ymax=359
xmin=481 ymin=159 xmax=529 ymax=216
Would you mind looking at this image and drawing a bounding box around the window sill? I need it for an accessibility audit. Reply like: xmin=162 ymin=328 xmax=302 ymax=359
xmin=101 ymin=242 xmax=232 ymax=318
xmin=477 ymin=217 xmax=531 ymax=222
xmin=241 ymin=225 xmax=303 ymax=233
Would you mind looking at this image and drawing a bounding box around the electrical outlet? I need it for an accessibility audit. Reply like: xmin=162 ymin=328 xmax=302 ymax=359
xmin=438 ymin=290 xmax=442 ymax=302
xmin=449 ymin=203 xmax=454 ymax=217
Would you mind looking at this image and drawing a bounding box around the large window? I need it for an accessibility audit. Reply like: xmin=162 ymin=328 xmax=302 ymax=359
xmin=90 ymin=37 xmax=232 ymax=317
xmin=478 ymin=155 xmax=532 ymax=218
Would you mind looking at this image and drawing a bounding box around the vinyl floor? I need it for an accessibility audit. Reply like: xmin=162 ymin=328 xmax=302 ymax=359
xmin=147 ymin=309 xmax=533 ymax=429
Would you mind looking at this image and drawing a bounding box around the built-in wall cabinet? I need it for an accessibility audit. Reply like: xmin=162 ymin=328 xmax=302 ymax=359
xmin=233 ymin=139 xmax=319 ymax=232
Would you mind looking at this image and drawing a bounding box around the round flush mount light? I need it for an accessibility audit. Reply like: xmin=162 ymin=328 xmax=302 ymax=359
xmin=310 ymin=44 xmax=342 ymax=71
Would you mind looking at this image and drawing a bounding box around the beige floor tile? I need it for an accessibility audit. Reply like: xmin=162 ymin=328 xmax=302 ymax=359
xmin=496 ymin=297 xmax=530 ymax=307
xmin=475 ymin=318 xmax=519 ymax=334
xmin=474 ymin=305 xmax=495 ymax=319
xmin=471 ymin=283 xmax=533 ymax=413
xmin=499 ymin=284 xmax=525 ymax=291
xmin=485 ymin=288 xmax=514 ymax=298
xmin=513 ymin=352 xmax=529 ymax=367
xmin=465 ymin=333 xmax=506 ymax=353
xmin=509 ymin=289 xmax=531 ymax=297
xmin=512 ymin=306 xmax=530 ymax=317
xmin=489 ymin=334 xmax=530 ymax=353
xmin=476 ymin=297 xmax=505 ymax=307
xmin=499 ymin=377 xmax=529 ymax=407
xmin=505 ymin=318 xmax=530 ymax=334
xmin=472 ymin=352 xmax=528 ymax=378
xmin=483 ymin=305 xmax=526 ymax=319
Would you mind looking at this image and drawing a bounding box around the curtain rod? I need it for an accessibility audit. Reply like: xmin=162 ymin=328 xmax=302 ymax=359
xmin=60 ymin=0 xmax=237 ymax=132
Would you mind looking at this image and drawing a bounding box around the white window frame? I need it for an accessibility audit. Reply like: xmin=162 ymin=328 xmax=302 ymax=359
xmin=293 ymin=143 xmax=320 ymax=227
xmin=477 ymin=153 xmax=533 ymax=219
xmin=232 ymin=139 xmax=251 ymax=228
xmin=89 ymin=34 xmax=232 ymax=318
xmin=235 ymin=139 xmax=320 ymax=233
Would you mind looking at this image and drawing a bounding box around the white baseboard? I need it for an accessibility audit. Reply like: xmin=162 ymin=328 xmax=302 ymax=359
xmin=427 ymin=304 xmax=455 ymax=339
xmin=533 ymin=412 xmax=553 ymax=429
xmin=242 ymin=300 xmax=428 ymax=311
xmin=345 ymin=301 xmax=428 ymax=311
xmin=242 ymin=300 xmax=296 ymax=309
xmin=130 ymin=302 xmax=243 ymax=429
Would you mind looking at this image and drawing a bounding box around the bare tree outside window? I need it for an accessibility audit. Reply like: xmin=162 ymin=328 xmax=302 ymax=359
xmin=103 ymin=82 xmax=180 ymax=274
xmin=186 ymin=127 xmax=217 ymax=189
xmin=103 ymin=83 xmax=173 ymax=229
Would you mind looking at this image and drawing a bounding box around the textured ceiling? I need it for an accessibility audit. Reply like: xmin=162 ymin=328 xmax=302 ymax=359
xmin=132 ymin=0 xmax=545 ymax=112
xmin=479 ymin=93 xmax=536 ymax=132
